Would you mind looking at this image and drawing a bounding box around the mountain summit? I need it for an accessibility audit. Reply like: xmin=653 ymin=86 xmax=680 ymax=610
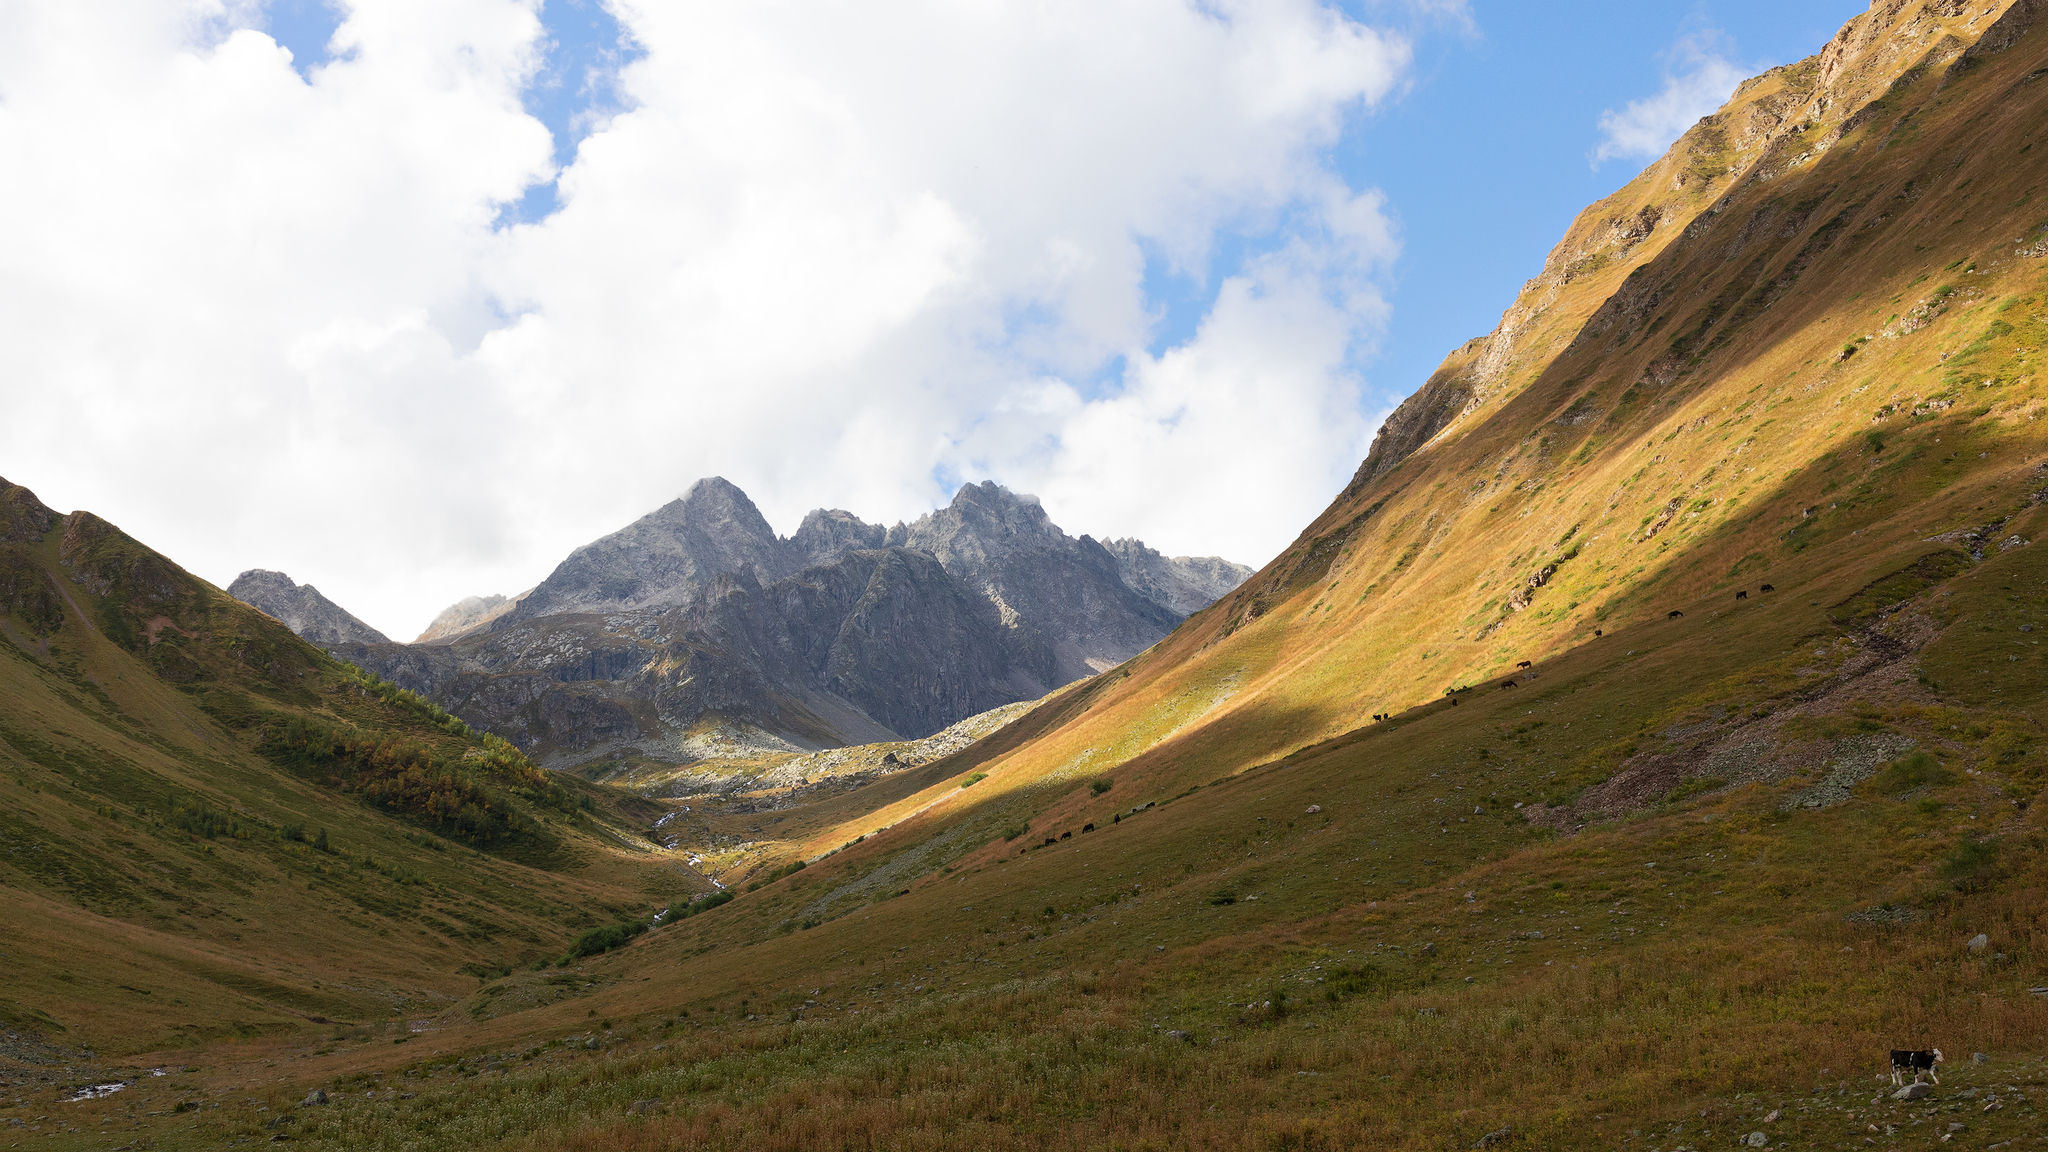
xmin=319 ymin=479 xmax=1250 ymax=761
xmin=226 ymin=569 xmax=389 ymax=646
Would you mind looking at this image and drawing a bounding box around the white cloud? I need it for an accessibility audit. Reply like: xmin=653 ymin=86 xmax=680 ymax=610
xmin=1592 ymin=30 xmax=1751 ymax=166
xmin=0 ymin=0 xmax=1408 ymax=638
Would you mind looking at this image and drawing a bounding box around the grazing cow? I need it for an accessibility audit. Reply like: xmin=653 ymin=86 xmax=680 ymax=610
xmin=1735 ymin=590 xmax=1748 ymax=600
xmin=1082 ymin=823 xmax=1094 ymax=833
xmin=1760 ymin=583 xmax=1775 ymax=592
xmin=1043 ymin=837 xmax=1057 ymax=848
xmin=1060 ymin=831 xmax=1071 ymax=841
xmin=1450 ymin=698 xmax=1458 ymax=706
xmin=1890 ymin=1048 xmax=1944 ymax=1086
xmin=1516 ymin=660 xmax=1532 ymax=669
xmin=1501 ymin=680 xmax=1518 ymax=689
xmin=1668 ymin=610 xmax=1684 ymax=619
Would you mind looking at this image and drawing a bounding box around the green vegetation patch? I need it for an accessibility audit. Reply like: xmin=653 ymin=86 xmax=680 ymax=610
xmin=1828 ymin=549 xmax=1972 ymax=625
xmin=259 ymin=716 xmax=573 ymax=849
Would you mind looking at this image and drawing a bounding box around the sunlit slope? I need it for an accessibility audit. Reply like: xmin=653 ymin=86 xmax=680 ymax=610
xmin=620 ymin=0 xmax=2048 ymax=903
xmin=819 ymin=0 xmax=2048 ymax=824
xmin=14 ymin=3 xmax=2048 ymax=1146
xmin=0 ymin=479 xmax=703 ymax=1059
xmin=188 ymin=492 xmax=2048 ymax=1150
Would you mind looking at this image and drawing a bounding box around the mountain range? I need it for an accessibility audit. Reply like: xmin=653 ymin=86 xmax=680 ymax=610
xmin=5 ymin=2 xmax=2047 ymax=1146
xmin=233 ymin=477 xmax=1251 ymax=763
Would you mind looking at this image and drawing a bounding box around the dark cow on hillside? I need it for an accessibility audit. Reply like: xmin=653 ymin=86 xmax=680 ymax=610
xmin=1082 ymin=823 xmax=1094 ymax=833
xmin=1501 ymin=680 xmax=1517 ymax=689
xmin=1668 ymin=610 xmax=1683 ymax=619
xmin=1760 ymin=584 xmax=1775 ymax=592
xmin=1516 ymin=660 xmax=1532 ymax=668
xmin=1735 ymin=590 xmax=1748 ymax=600
xmin=1890 ymin=1048 xmax=1943 ymax=1086
xmin=1060 ymin=831 xmax=1071 ymax=841
xmin=1450 ymin=698 xmax=1458 ymax=706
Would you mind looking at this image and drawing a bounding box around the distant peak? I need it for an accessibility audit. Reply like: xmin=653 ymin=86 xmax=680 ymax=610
xmin=952 ymin=480 xmax=1040 ymax=508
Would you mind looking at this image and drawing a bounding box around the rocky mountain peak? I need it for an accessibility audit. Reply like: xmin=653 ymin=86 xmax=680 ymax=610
xmin=1101 ymin=538 xmax=1257 ymax=618
xmin=509 ymin=476 xmax=789 ymax=621
xmin=791 ymin=508 xmax=886 ymax=568
xmin=414 ymin=591 xmax=526 ymax=644
xmin=227 ymin=569 xmax=390 ymax=647
xmin=0 ymin=477 xmax=60 ymax=545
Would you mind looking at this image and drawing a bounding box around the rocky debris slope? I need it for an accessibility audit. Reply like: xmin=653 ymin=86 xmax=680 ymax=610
xmin=227 ymin=569 xmax=389 ymax=646
xmin=344 ymin=479 xmax=1251 ymax=762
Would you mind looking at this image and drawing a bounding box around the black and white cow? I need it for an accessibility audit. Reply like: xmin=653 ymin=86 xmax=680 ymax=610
xmin=1889 ymin=1048 xmax=1943 ymax=1086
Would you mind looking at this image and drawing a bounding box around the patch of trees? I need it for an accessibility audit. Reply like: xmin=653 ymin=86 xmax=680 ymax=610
xmin=259 ymin=715 xmax=578 ymax=847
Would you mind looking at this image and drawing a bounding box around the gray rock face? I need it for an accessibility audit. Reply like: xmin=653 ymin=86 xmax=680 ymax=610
xmin=227 ymin=569 xmax=389 ymax=646
xmin=891 ymin=482 xmax=1180 ymax=682
xmin=1101 ymin=538 xmax=1254 ymax=617
xmin=789 ymin=508 xmax=886 ymax=568
xmin=343 ymin=478 xmax=1253 ymax=761
xmin=510 ymin=477 xmax=791 ymax=620
xmin=414 ymin=592 xmax=523 ymax=644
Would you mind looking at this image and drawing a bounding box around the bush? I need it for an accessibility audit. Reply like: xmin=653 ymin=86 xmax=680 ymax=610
xmin=1866 ymin=750 xmax=1950 ymax=795
xmin=960 ymin=772 xmax=988 ymax=789
xmin=1090 ymin=778 xmax=1113 ymax=796
xmin=671 ymin=890 xmax=734 ymax=920
xmin=166 ymin=796 xmax=244 ymax=840
xmin=564 ymin=920 xmax=648 ymax=960
xmin=1940 ymin=839 xmax=2001 ymax=892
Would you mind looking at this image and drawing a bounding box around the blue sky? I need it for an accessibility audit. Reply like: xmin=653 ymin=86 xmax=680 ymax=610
xmin=2 ymin=0 xmax=1882 ymax=635
xmin=1333 ymin=1 xmax=1863 ymax=407
xmin=262 ymin=0 xmax=1864 ymax=408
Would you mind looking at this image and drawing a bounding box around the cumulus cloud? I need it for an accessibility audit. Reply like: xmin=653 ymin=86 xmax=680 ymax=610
xmin=0 ymin=0 xmax=1409 ymax=637
xmin=1592 ymin=30 xmax=1751 ymax=166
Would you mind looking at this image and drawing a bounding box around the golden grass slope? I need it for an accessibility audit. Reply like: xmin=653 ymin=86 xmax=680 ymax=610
xmin=9 ymin=2 xmax=2048 ymax=1148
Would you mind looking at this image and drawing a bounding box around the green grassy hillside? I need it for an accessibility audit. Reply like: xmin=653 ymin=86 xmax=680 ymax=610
xmin=7 ymin=1 xmax=2048 ymax=1148
xmin=0 ymin=479 xmax=708 ymax=1083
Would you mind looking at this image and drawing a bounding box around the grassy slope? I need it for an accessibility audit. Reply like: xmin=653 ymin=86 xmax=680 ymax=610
xmin=12 ymin=1 xmax=2048 ymax=1148
xmin=0 ymin=487 xmax=710 ymax=1080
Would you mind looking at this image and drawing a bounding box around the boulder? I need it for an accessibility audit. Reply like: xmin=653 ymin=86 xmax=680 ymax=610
xmin=1893 ymin=1082 xmax=1933 ymax=1101
xmin=301 ymin=1088 xmax=328 ymax=1107
xmin=1745 ymin=1131 xmax=1768 ymax=1147
xmin=1967 ymin=933 xmax=1990 ymax=952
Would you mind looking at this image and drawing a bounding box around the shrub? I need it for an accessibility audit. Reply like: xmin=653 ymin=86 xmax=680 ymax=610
xmin=1866 ymin=750 xmax=1950 ymax=795
xmin=564 ymin=920 xmax=648 ymax=960
xmin=1090 ymin=779 xmax=1113 ymax=796
xmin=671 ymin=890 xmax=734 ymax=920
xmin=960 ymin=772 xmax=988 ymax=789
xmin=167 ymin=795 xmax=244 ymax=840
xmin=1940 ymin=838 xmax=2001 ymax=893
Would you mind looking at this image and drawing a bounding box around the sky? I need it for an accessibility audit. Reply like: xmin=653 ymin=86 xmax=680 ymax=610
xmin=0 ymin=0 xmax=1864 ymax=641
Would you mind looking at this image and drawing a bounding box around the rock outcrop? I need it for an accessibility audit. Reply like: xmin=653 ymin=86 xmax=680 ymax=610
xmin=227 ymin=569 xmax=389 ymax=646
xmin=340 ymin=478 xmax=1252 ymax=762
xmin=414 ymin=591 xmax=525 ymax=644
xmin=1102 ymin=538 xmax=1255 ymax=618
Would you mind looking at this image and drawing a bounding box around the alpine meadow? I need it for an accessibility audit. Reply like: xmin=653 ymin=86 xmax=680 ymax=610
xmin=7 ymin=2 xmax=2048 ymax=1149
